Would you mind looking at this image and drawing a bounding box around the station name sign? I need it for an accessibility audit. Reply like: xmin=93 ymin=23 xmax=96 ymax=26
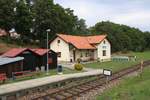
xmin=103 ymin=69 xmax=112 ymax=76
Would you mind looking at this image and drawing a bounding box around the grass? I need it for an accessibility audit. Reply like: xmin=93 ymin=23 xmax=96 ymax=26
xmin=0 ymin=42 xmax=19 ymax=53
xmin=2 ymin=67 xmax=81 ymax=84
xmin=96 ymin=66 xmax=150 ymax=100
xmin=84 ymin=51 xmax=150 ymax=72
xmin=0 ymin=40 xmax=37 ymax=53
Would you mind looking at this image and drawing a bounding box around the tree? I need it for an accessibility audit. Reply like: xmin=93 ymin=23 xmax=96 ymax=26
xmin=14 ymin=0 xmax=33 ymax=42
xmin=0 ymin=0 xmax=16 ymax=31
xmin=90 ymin=21 xmax=147 ymax=52
xmin=143 ymin=32 xmax=150 ymax=50
xmin=73 ymin=19 xmax=89 ymax=35
xmin=32 ymin=0 xmax=88 ymax=42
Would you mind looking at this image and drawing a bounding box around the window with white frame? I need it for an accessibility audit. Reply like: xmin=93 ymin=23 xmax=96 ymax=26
xmin=103 ymin=40 xmax=106 ymax=44
xmin=102 ymin=46 xmax=107 ymax=49
xmin=102 ymin=50 xmax=106 ymax=56
xmin=57 ymin=40 xmax=60 ymax=44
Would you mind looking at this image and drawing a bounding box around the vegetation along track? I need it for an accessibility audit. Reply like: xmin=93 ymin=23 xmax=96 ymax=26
xmin=19 ymin=60 xmax=150 ymax=100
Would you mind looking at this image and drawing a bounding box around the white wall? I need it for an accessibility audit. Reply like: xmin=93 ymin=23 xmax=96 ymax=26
xmin=72 ymin=50 xmax=94 ymax=61
xmin=50 ymin=37 xmax=70 ymax=62
xmin=97 ymin=39 xmax=111 ymax=60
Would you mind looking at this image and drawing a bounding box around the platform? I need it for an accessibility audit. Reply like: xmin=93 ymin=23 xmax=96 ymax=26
xmin=0 ymin=69 xmax=103 ymax=96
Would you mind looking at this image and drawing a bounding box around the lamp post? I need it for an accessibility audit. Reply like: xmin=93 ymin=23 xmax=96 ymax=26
xmin=46 ymin=29 xmax=50 ymax=75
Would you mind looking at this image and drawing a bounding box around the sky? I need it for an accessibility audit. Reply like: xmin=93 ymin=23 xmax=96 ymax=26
xmin=54 ymin=0 xmax=150 ymax=32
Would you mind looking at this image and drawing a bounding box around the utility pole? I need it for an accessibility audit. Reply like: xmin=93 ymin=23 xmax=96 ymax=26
xmin=46 ymin=29 xmax=50 ymax=75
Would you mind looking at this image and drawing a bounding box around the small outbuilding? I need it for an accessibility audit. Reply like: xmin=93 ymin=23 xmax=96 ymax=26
xmin=2 ymin=48 xmax=37 ymax=71
xmin=31 ymin=49 xmax=57 ymax=70
xmin=2 ymin=48 xmax=57 ymax=72
xmin=0 ymin=57 xmax=24 ymax=77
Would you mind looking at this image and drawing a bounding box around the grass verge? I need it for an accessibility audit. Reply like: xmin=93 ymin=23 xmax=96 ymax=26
xmin=97 ymin=66 xmax=150 ymax=100
xmin=84 ymin=51 xmax=150 ymax=72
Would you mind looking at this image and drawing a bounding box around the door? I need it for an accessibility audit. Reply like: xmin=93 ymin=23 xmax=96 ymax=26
xmin=73 ymin=50 xmax=76 ymax=62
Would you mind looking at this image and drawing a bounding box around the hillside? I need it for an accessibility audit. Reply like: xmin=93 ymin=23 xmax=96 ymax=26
xmin=0 ymin=41 xmax=37 ymax=54
xmin=0 ymin=42 xmax=19 ymax=54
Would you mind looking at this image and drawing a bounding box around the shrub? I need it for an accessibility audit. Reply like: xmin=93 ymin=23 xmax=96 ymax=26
xmin=74 ymin=63 xmax=83 ymax=71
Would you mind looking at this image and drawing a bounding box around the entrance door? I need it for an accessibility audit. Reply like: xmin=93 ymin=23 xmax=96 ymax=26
xmin=73 ymin=50 xmax=76 ymax=62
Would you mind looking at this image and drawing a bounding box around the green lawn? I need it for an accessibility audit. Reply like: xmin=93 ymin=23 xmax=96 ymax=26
xmin=97 ymin=67 xmax=150 ymax=100
xmin=84 ymin=51 xmax=150 ymax=72
xmin=2 ymin=67 xmax=80 ymax=84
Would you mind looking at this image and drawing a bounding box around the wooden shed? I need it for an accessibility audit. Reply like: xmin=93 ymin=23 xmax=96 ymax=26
xmin=31 ymin=49 xmax=57 ymax=70
xmin=2 ymin=48 xmax=57 ymax=72
xmin=2 ymin=48 xmax=37 ymax=71
xmin=0 ymin=57 xmax=24 ymax=77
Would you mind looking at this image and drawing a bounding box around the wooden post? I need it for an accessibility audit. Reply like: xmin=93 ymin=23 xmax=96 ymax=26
xmin=106 ymin=76 xmax=109 ymax=85
xmin=140 ymin=60 xmax=143 ymax=77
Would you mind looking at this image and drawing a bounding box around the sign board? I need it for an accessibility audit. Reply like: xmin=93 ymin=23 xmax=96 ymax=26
xmin=103 ymin=69 xmax=112 ymax=76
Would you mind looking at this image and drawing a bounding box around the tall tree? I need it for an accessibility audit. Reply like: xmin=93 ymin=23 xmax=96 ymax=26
xmin=32 ymin=0 xmax=86 ymax=41
xmin=0 ymin=0 xmax=16 ymax=31
xmin=32 ymin=0 xmax=55 ymax=41
xmin=73 ymin=19 xmax=89 ymax=35
xmin=15 ymin=0 xmax=33 ymax=41
xmin=90 ymin=21 xmax=147 ymax=52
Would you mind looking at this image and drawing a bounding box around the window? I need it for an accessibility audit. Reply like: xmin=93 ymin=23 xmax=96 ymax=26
xmin=57 ymin=52 xmax=61 ymax=57
xmin=85 ymin=51 xmax=89 ymax=57
xmin=80 ymin=53 xmax=83 ymax=57
xmin=103 ymin=40 xmax=106 ymax=44
xmin=102 ymin=46 xmax=106 ymax=49
xmin=57 ymin=40 xmax=60 ymax=44
xmin=85 ymin=52 xmax=89 ymax=57
xmin=48 ymin=58 xmax=53 ymax=64
xmin=103 ymin=50 xmax=106 ymax=56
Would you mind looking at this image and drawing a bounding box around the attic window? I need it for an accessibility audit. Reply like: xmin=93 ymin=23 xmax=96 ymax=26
xmin=103 ymin=40 xmax=106 ymax=44
xmin=57 ymin=40 xmax=60 ymax=44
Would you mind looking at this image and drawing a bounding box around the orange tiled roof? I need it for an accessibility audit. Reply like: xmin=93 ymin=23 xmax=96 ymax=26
xmin=57 ymin=34 xmax=107 ymax=49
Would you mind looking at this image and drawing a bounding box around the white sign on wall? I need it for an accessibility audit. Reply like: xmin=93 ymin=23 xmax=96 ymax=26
xmin=103 ymin=69 xmax=112 ymax=76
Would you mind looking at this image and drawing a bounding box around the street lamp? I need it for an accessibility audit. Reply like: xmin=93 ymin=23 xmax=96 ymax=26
xmin=46 ymin=29 xmax=50 ymax=75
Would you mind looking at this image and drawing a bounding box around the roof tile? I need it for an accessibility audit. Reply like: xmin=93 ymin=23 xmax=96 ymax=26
xmin=57 ymin=34 xmax=106 ymax=49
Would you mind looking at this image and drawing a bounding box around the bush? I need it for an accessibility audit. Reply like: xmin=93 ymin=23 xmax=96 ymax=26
xmin=74 ymin=63 xmax=83 ymax=71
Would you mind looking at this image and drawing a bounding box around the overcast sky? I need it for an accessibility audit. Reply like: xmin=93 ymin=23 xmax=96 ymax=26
xmin=54 ymin=0 xmax=150 ymax=32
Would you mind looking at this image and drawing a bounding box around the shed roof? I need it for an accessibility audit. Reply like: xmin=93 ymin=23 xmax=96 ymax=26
xmin=2 ymin=48 xmax=55 ymax=57
xmin=30 ymin=49 xmax=50 ymax=56
xmin=0 ymin=57 xmax=24 ymax=66
xmin=2 ymin=48 xmax=28 ymax=57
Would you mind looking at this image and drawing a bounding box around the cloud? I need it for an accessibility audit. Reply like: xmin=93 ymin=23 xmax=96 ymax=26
xmin=54 ymin=0 xmax=150 ymax=31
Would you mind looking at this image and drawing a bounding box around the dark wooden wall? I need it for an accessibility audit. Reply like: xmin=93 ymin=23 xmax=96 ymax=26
xmin=0 ymin=61 xmax=22 ymax=77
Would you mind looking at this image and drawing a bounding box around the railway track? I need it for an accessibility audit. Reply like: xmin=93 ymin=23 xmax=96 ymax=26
xmin=19 ymin=60 xmax=150 ymax=100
